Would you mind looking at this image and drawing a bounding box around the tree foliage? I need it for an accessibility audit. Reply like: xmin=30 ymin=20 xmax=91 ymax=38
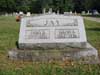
xmin=0 ymin=0 xmax=100 ymax=14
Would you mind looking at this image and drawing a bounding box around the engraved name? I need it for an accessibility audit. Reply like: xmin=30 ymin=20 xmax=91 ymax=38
xmin=25 ymin=29 xmax=50 ymax=39
xmin=26 ymin=19 xmax=78 ymax=27
xmin=55 ymin=29 xmax=79 ymax=39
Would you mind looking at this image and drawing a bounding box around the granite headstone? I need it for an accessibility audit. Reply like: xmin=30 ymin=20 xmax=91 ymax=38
xmin=9 ymin=14 xmax=99 ymax=63
xmin=18 ymin=14 xmax=87 ymax=49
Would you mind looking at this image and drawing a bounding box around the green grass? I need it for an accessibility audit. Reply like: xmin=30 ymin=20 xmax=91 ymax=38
xmin=82 ymin=15 xmax=100 ymax=18
xmin=0 ymin=62 xmax=100 ymax=75
xmin=0 ymin=16 xmax=19 ymax=51
xmin=0 ymin=16 xmax=100 ymax=75
xmin=85 ymin=19 xmax=100 ymax=51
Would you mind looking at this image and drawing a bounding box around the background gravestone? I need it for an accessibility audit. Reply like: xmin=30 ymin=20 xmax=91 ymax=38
xmin=26 ymin=12 xmax=31 ymax=17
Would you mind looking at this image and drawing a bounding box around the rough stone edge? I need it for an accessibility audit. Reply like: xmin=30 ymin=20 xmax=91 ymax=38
xmin=8 ymin=43 xmax=100 ymax=64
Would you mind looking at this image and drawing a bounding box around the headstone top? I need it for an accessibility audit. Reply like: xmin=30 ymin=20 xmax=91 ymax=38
xmin=70 ymin=11 xmax=73 ymax=14
xmin=48 ymin=8 xmax=52 ymax=14
xmin=19 ymin=11 xmax=23 ymax=15
xmin=5 ymin=13 xmax=8 ymax=16
xmin=43 ymin=8 xmax=46 ymax=14
xmin=93 ymin=10 xmax=99 ymax=15
xmin=64 ymin=12 xmax=70 ymax=15
xmin=26 ymin=12 xmax=31 ymax=16
xmin=82 ymin=11 xmax=86 ymax=15
xmin=87 ymin=10 xmax=91 ymax=15
xmin=57 ymin=10 xmax=59 ymax=14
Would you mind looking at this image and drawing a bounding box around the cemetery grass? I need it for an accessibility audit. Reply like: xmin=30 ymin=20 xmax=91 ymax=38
xmin=82 ymin=14 xmax=100 ymax=18
xmin=0 ymin=16 xmax=100 ymax=75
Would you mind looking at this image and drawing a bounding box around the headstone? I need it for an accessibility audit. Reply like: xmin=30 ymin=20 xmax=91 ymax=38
xmin=57 ymin=10 xmax=60 ymax=15
xmin=87 ymin=10 xmax=91 ymax=15
xmin=19 ymin=11 xmax=24 ymax=16
xmin=13 ymin=12 xmax=16 ymax=16
xmin=64 ymin=12 xmax=70 ymax=15
xmin=93 ymin=10 xmax=99 ymax=15
xmin=15 ymin=13 xmax=18 ymax=16
xmin=5 ymin=13 xmax=8 ymax=16
xmin=74 ymin=11 xmax=77 ymax=15
xmin=82 ymin=11 xmax=86 ymax=15
xmin=48 ymin=8 xmax=52 ymax=14
xmin=19 ymin=14 xmax=87 ymax=49
xmin=26 ymin=12 xmax=31 ymax=16
xmin=10 ymin=13 xmax=13 ymax=16
xmin=9 ymin=14 xmax=99 ymax=63
xmin=43 ymin=8 xmax=46 ymax=14
xmin=70 ymin=11 xmax=73 ymax=15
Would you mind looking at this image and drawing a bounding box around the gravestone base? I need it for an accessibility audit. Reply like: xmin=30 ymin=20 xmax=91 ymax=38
xmin=8 ymin=43 xmax=99 ymax=64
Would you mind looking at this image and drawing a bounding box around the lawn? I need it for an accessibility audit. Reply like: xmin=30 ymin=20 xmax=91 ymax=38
xmin=0 ymin=15 xmax=100 ymax=75
xmin=82 ymin=15 xmax=100 ymax=18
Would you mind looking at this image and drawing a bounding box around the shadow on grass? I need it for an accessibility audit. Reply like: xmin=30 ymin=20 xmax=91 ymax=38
xmin=86 ymin=28 xmax=100 ymax=31
xmin=16 ymin=41 xmax=19 ymax=49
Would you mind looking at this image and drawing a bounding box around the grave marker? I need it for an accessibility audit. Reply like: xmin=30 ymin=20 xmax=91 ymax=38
xmin=18 ymin=14 xmax=87 ymax=49
xmin=26 ymin=12 xmax=31 ymax=16
xmin=9 ymin=14 xmax=99 ymax=63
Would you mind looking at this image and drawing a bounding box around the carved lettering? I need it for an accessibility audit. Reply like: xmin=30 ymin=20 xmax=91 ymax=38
xmin=25 ymin=29 xmax=50 ymax=39
xmin=55 ymin=29 xmax=79 ymax=39
xmin=26 ymin=19 xmax=77 ymax=27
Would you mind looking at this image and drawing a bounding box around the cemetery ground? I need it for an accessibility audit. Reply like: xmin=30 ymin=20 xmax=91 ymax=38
xmin=0 ymin=15 xmax=100 ymax=75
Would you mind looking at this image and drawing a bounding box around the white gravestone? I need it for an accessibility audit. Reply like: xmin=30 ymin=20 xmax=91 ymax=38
xmin=93 ymin=10 xmax=99 ymax=15
xmin=82 ymin=11 xmax=86 ymax=15
xmin=64 ymin=12 xmax=70 ymax=15
xmin=26 ymin=12 xmax=31 ymax=16
xmin=19 ymin=14 xmax=87 ymax=49
xmin=48 ymin=8 xmax=52 ymax=14
xmin=19 ymin=11 xmax=24 ymax=15
xmin=57 ymin=10 xmax=59 ymax=14
xmin=9 ymin=14 xmax=99 ymax=62
xmin=43 ymin=8 xmax=46 ymax=14
xmin=70 ymin=11 xmax=73 ymax=15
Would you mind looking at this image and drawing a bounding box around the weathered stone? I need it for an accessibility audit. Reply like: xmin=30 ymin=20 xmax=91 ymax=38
xmin=18 ymin=14 xmax=87 ymax=49
xmin=8 ymin=14 xmax=99 ymax=63
xmin=9 ymin=43 xmax=99 ymax=63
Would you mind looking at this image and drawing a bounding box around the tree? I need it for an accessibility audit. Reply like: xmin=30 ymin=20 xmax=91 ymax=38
xmin=30 ymin=0 xmax=42 ymax=13
xmin=64 ymin=0 xmax=74 ymax=12
xmin=72 ymin=0 xmax=85 ymax=13
xmin=0 ymin=0 xmax=100 ymax=14
xmin=15 ymin=0 xmax=31 ymax=13
xmin=0 ymin=0 xmax=16 ymax=13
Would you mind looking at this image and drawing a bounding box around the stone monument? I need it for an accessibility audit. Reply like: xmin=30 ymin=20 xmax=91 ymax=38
xmin=93 ymin=10 xmax=99 ymax=15
xmin=64 ymin=12 xmax=70 ymax=15
xmin=70 ymin=11 xmax=73 ymax=15
xmin=87 ymin=10 xmax=91 ymax=15
xmin=19 ymin=11 xmax=24 ymax=16
xmin=57 ymin=10 xmax=59 ymax=14
xmin=43 ymin=8 xmax=46 ymax=14
xmin=9 ymin=14 xmax=99 ymax=63
xmin=48 ymin=8 xmax=52 ymax=14
xmin=26 ymin=12 xmax=31 ymax=16
xmin=82 ymin=11 xmax=86 ymax=15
